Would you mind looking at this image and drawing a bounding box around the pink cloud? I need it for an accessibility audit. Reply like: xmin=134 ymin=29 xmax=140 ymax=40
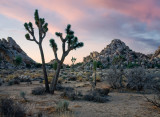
xmin=86 ymin=0 xmax=160 ymax=24
xmin=25 ymin=0 xmax=86 ymax=22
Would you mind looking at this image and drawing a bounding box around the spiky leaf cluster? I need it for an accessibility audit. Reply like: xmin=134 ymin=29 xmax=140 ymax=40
xmin=34 ymin=10 xmax=48 ymax=33
xmin=50 ymin=39 xmax=58 ymax=51
xmin=25 ymin=34 xmax=30 ymax=40
xmin=24 ymin=22 xmax=34 ymax=35
xmin=71 ymin=57 xmax=76 ymax=64
xmin=24 ymin=9 xmax=48 ymax=42
xmin=64 ymin=24 xmax=84 ymax=49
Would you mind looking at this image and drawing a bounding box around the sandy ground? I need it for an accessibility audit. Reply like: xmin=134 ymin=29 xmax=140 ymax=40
xmin=0 ymin=81 xmax=160 ymax=117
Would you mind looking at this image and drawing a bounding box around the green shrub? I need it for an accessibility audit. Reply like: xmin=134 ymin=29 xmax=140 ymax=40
xmin=56 ymin=100 xmax=69 ymax=111
xmin=14 ymin=56 xmax=22 ymax=66
xmin=20 ymin=91 xmax=27 ymax=101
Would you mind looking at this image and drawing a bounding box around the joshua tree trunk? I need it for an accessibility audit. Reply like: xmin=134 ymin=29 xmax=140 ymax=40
xmin=94 ymin=70 xmax=96 ymax=86
xmin=50 ymin=62 xmax=62 ymax=94
xmin=39 ymin=44 xmax=50 ymax=92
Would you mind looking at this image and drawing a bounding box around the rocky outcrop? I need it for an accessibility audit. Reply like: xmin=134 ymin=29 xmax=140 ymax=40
xmin=0 ymin=37 xmax=35 ymax=69
xmin=83 ymin=39 xmax=159 ymax=68
xmin=151 ymin=46 xmax=160 ymax=60
xmin=83 ymin=51 xmax=99 ymax=63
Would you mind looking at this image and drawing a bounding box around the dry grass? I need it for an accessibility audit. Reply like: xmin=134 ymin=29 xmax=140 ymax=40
xmin=73 ymin=105 xmax=82 ymax=108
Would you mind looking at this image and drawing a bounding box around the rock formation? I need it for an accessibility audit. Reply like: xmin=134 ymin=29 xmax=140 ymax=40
xmin=83 ymin=39 xmax=160 ymax=68
xmin=0 ymin=37 xmax=35 ymax=69
xmin=151 ymin=46 xmax=160 ymax=60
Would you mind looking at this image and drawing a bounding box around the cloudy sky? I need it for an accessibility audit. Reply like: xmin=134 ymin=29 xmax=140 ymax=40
xmin=0 ymin=0 xmax=160 ymax=64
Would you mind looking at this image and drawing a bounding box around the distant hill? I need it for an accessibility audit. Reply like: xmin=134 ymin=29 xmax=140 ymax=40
xmin=0 ymin=37 xmax=35 ymax=69
xmin=83 ymin=39 xmax=160 ymax=68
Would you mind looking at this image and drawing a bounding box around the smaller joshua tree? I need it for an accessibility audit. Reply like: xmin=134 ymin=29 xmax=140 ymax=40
xmin=71 ymin=57 xmax=76 ymax=71
xmin=50 ymin=24 xmax=84 ymax=94
xmin=24 ymin=9 xmax=50 ymax=92
xmin=93 ymin=61 xmax=97 ymax=87
xmin=71 ymin=57 xmax=76 ymax=65
xmin=53 ymin=61 xmax=58 ymax=71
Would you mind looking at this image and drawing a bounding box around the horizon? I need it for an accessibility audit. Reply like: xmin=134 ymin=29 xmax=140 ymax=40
xmin=0 ymin=0 xmax=160 ymax=64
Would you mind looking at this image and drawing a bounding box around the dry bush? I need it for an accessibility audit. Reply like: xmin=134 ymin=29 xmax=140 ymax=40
xmin=32 ymin=87 xmax=45 ymax=95
xmin=144 ymin=74 xmax=160 ymax=108
xmin=106 ymin=68 xmax=124 ymax=89
xmin=77 ymin=76 xmax=83 ymax=81
xmin=5 ymin=74 xmax=18 ymax=82
xmin=0 ymin=98 xmax=25 ymax=117
xmin=126 ymin=67 xmax=148 ymax=91
xmin=83 ymin=92 xmax=108 ymax=103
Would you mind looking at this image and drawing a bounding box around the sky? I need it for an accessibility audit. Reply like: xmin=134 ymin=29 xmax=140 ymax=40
xmin=0 ymin=0 xmax=160 ymax=65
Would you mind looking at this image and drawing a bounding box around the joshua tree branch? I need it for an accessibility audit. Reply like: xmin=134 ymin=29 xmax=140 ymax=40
xmin=42 ymin=32 xmax=46 ymax=39
xmin=53 ymin=49 xmax=60 ymax=63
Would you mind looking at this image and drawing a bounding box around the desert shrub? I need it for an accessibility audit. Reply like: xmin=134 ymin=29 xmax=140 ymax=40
xmin=56 ymin=100 xmax=69 ymax=112
xmin=56 ymin=84 xmax=74 ymax=92
xmin=61 ymin=91 xmax=76 ymax=100
xmin=93 ymin=96 xmax=107 ymax=103
xmin=95 ymin=88 xmax=110 ymax=96
xmin=106 ymin=68 xmax=124 ymax=89
xmin=39 ymin=80 xmax=43 ymax=83
xmin=0 ymin=98 xmax=25 ymax=117
xmin=20 ymin=91 xmax=27 ymax=101
xmin=77 ymin=76 xmax=83 ymax=81
xmin=58 ymin=77 xmax=63 ymax=84
xmin=83 ymin=91 xmax=108 ymax=103
xmin=0 ymin=79 xmax=3 ymax=86
xmin=126 ymin=62 xmax=139 ymax=68
xmin=83 ymin=94 xmax=94 ymax=101
xmin=142 ymin=70 xmax=160 ymax=108
xmin=32 ymin=87 xmax=45 ymax=95
xmin=97 ymin=61 xmax=104 ymax=68
xmin=92 ymin=73 xmax=101 ymax=82
xmin=13 ymin=78 xmax=20 ymax=84
xmin=5 ymin=74 xmax=18 ymax=82
xmin=68 ymin=75 xmax=77 ymax=81
xmin=8 ymin=80 xmax=14 ymax=86
xmin=26 ymin=64 xmax=31 ymax=69
xmin=13 ymin=56 xmax=22 ymax=66
xmin=35 ymin=63 xmax=42 ymax=68
xmin=61 ymin=91 xmax=77 ymax=100
xmin=126 ymin=67 xmax=148 ymax=91
xmin=144 ymin=82 xmax=160 ymax=108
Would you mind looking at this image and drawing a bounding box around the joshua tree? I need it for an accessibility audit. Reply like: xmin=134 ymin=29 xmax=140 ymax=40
xmin=71 ymin=57 xmax=76 ymax=65
xmin=53 ymin=61 xmax=58 ymax=71
xmin=24 ymin=9 xmax=50 ymax=93
xmin=50 ymin=24 xmax=84 ymax=94
xmin=93 ymin=61 xmax=97 ymax=87
xmin=71 ymin=57 xmax=76 ymax=71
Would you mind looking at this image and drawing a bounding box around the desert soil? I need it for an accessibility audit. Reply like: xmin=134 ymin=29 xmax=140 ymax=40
xmin=0 ymin=81 xmax=160 ymax=117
